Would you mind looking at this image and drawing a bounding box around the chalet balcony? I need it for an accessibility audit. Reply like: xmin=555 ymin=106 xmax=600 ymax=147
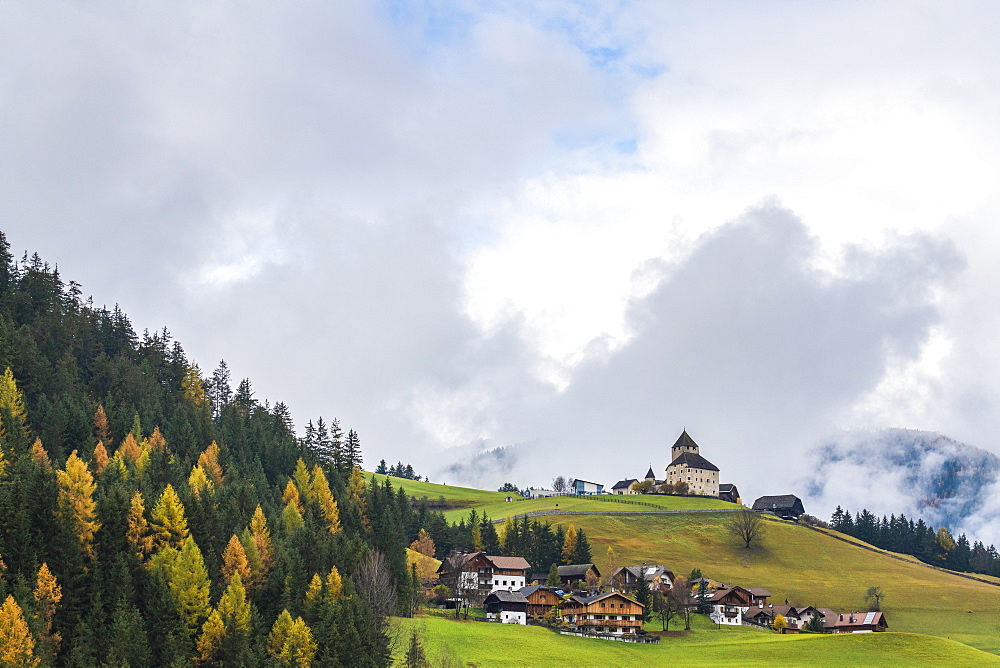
xmin=576 ymin=618 xmax=640 ymax=628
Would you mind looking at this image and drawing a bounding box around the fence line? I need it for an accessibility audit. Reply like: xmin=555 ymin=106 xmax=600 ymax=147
xmin=489 ymin=508 xmax=742 ymax=524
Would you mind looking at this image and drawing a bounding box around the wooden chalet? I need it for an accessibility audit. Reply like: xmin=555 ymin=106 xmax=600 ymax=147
xmin=484 ymin=590 xmax=529 ymax=625
xmin=435 ymin=552 xmax=531 ymax=599
xmin=518 ymin=585 xmax=564 ymax=618
xmin=613 ymin=565 xmax=674 ymax=592
xmin=751 ymin=494 xmax=805 ymax=520
xmin=832 ymin=611 xmax=888 ymax=633
xmin=558 ymin=563 xmax=601 ymax=587
xmin=718 ymin=483 xmax=741 ymax=504
xmin=559 ymin=592 xmax=645 ymax=635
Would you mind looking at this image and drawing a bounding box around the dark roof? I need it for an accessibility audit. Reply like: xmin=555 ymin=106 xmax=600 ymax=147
xmin=611 ymin=478 xmax=638 ymax=490
xmin=485 ymin=590 xmax=528 ymax=604
xmin=672 ymin=429 xmax=699 ymax=450
xmin=518 ymin=585 xmax=561 ymax=598
xmin=668 ymin=451 xmax=719 ymax=471
xmin=529 ymin=573 xmax=548 ymax=583
xmin=719 ymin=483 xmax=738 ymax=493
xmin=745 ymin=588 xmax=771 ymax=597
xmin=645 ymin=466 xmax=656 ymax=480
xmin=558 ymin=564 xmax=601 ymax=578
xmin=751 ymin=495 xmax=803 ymax=512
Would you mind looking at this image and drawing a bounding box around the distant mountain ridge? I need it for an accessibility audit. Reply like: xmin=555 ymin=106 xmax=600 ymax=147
xmin=805 ymin=428 xmax=1000 ymax=542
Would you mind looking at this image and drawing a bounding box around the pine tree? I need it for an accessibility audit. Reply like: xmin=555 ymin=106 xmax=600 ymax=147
xmin=56 ymin=450 xmax=100 ymax=560
xmin=328 ymin=418 xmax=345 ymax=473
xmin=0 ymin=594 xmax=39 ymax=667
xmin=221 ymin=534 xmax=251 ymax=586
xmin=572 ymin=528 xmax=593 ymax=564
xmin=151 ymin=484 xmax=190 ymax=551
xmin=546 ymin=563 xmax=560 ymax=586
xmin=283 ymin=502 xmax=304 ymax=534
xmin=375 ymin=459 xmax=388 ymax=475
xmin=348 ymin=466 xmax=369 ymax=530
xmin=345 ymin=429 xmax=363 ymax=470
xmin=209 ymin=360 xmax=233 ymax=419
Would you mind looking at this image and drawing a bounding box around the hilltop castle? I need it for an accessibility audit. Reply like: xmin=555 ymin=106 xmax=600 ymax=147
xmin=664 ymin=429 xmax=719 ymax=497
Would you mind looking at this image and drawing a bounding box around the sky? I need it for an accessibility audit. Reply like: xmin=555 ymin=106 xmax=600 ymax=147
xmin=4 ymin=1 xmax=1000 ymax=531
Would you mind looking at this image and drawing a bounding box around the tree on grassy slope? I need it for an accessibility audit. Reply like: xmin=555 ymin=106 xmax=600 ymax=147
xmin=727 ymin=508 xmax=766 ymax=549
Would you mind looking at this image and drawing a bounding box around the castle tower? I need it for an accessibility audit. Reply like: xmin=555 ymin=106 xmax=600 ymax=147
xmin=671 ymin=429 xmax=699 ymax=460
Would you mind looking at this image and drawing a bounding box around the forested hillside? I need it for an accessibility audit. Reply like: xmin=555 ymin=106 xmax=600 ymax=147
xmin=0 ymin=230 xmax=429 ymax=666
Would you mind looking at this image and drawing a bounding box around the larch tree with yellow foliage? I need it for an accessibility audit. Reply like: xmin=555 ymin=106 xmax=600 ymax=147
xmin=33 ymin=563 xmax=62 ymax=660
xmin=0 ymin=594 xmax=39 ymax=668
xmin=561 ymin=526 xmax=578 ymax=565
xmin=30 ymin=439 xmax=50 ymax=471
xmin=267 ymin=610 xmax=317 ymax=668
xmin=310 ymin=466 xmax=341 ymax=535
xmin=187 ymin=465 xmax=213 ymax=500
xmin=249 ymin=505 xmax=274 ymax=573
xmin=348 ymin=466 xmax=369 ymax=529
xmin=126 ymin=491 xmax=155 ymax=561
xmin=182 ymin=365 xmax=208 ymax=409
xmin=159 ymin=537 xmax=211 ymax=638
xmin=221 ymin=534 xmax=251 ymax=586
xmin=0 ymin=367 xmax=30 ymax=450
xmin=150 ymin=484 xmax=190 ymax=551
xmin=282 ymin=480 xmax=303 ymax=515
xmin=292 ymin=459 xmax=312 ymax=503
xmin=56 ymin=451 xmax=100 ymax=561
xmin=197 ymin=441 xmax=223 ymax=486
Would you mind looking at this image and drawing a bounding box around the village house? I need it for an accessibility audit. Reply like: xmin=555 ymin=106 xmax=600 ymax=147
xmin=665 ymin=430 xmax=720 ymax=497
xmin=743 ymin=604 xmax=822 ymax=631
xmin=557 ymin=563 xmax=602 ymax=588
xmin=832 ymin=611 xmax=888 ymax=633
xmin=701 ymin=584 xmax=771 ymax=625
xmin=751 ymin=494 xmax=806 ymax=520
xmin=612 ymin=565 xmax=674 ymax=592
xmin=484 ymin=590 xmax=529 ymax=625
xmin=518 ymin=585 xmax=565 ymax=618
xmin=611 ymin=478 xmax=639 ymax=495
xmin=436 ymin=552 xmax=532 ymax=603
xmin=559 ymin=592 xmax=645 ymax=635
xmin=574 ymin=479 xmax=604 ymax=495
xmin=718 ymin=483 xmax=741 ymax=504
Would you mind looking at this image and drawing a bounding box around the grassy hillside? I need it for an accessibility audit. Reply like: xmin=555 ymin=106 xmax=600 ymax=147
xmin=529 ymin=512 xmax=1000 ymax=654
xmin=442 ymin=492 xmax=736 ymax=523
xmin=396 ymin=613 xmax=1000 ymax=667
xmin=366 ymin=472 xmax=512 ymax=509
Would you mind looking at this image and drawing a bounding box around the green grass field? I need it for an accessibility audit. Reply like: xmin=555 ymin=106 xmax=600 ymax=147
xmin=366 ymin=473 xmax=513 ymax=509
xmin=442 ymin=491 xmax=736 ymax=523
xmin=528 ymin=512 xmax=1000 ymax=654
xmin=394 ymin=613 xmax=1000 ymax=667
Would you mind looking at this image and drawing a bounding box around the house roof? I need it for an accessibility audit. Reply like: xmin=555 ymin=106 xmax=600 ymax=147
xmin=529 ymin=573 xmax=548 ymax=583
xmin=611 ymin=479 xmax=638 ymax=490
xmin=615 ymin=565 xmax=675 ymax=582
xmin=487 ymin=555 xmax=531 ymax=571
xmin=485 ymin=590 xmax=528 ymax=604
xmin=834 ymin=611 xmax=886 ymax=628
xmin=672 ymin=430 xmax=699 ymax=450
xmin=436 ymin=551 xmax=483 ymax=573
xmin=568 ymin=592 xmax=644 ymax=608
xmin=745 ymin=588 xmax=772 ymax=598
xmin=645 ymin=466 xmax=656 ymax=480
xmin=719 ymin=483 xmax=739 ymax=493
xmin=751 ymin=495 xmax=803 ymax=512
xmin=558 ymin=563 xmax=601 ymax=578
xmin=667 ymin=451 xmax=720 ymax=472
xmin=518 ymin=585 xmax=562 ymax=598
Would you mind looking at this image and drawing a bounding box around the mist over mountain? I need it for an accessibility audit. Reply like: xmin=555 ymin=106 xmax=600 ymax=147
xmin=805 ymin=428 xmax=1000 ymax=544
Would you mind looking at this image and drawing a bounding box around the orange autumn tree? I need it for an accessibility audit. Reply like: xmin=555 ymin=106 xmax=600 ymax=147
xmin=92 ymin=404 xmax=111 ymax=446
xmin=56 ymin=451 xmax=100 ymax=561
xmin=197 ymin=442 xmax=224 ymax=486
xmin=221 ymin=535 xmax=251 ymax=586
xmin=91 ymin=441 xmax=109 ymax=475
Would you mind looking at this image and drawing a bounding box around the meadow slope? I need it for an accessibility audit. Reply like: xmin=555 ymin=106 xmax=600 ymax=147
xmin=530 ymin=512 xmax=1000 ymax=654
xmin=396 ymin=613 xmax=1000 ymax=667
